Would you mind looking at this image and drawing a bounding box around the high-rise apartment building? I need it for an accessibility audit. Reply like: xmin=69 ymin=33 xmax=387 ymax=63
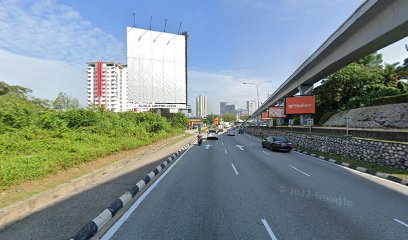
xmin=196 ymin=95 xmax=207 ymax=118
xmin=87 ymin=61 xmax=129 ymax=112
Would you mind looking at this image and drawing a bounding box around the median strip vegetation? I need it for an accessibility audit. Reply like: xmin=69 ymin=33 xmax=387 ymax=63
xmin=294 ymin=146 xmax=408 ymax=180
xmin=0 ymin=81 xmax=188 ymax=189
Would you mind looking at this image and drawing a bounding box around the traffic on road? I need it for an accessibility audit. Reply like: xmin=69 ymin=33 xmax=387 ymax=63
xmin=99 ymin=130 xmax=408 ymax=240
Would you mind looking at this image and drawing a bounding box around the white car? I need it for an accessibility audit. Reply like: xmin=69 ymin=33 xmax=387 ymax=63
xmin=207 ymin=130 xmax=219 ymax=140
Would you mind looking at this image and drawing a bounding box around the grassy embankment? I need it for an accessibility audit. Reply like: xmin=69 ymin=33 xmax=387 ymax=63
xmin=0 ymin=89 xmax=188 ymax=190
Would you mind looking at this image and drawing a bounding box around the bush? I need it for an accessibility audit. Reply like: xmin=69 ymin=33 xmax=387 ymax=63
xmin=0 ymin=89 xmax=186 ymax=188
xmin=368 ymin=93 xmax=408 ymax=106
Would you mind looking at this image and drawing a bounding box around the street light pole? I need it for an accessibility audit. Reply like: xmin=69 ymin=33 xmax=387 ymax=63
xmin=242 ymin=81 xmax=272 ymax=125
xmin=242 ymin=81 xmax=272 ymax=109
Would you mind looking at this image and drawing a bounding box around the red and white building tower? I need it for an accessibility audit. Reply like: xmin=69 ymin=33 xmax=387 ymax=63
xmin=87 ymin=61 xmax=129 ymax=112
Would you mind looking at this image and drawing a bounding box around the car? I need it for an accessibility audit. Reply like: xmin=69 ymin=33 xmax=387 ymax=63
xmin=227 ymin=130 xmax=235 ymax=136
xmin=262 ymin=136 xmax=293 ymax=152
xmin=207 ymin=129 xmax=219 ymax=140
xmin=238 ymin=129 xmax=244 ymax=134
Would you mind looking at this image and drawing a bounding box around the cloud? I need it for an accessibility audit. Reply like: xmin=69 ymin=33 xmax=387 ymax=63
xmin=0 ymin=0 xmax=125 ymax=63
xmin=188 ymin=69 xmax=277 ymax=115
xmin=0 ymin=48 xmax=84 ymax=103
xmin=378 ymin=36 xmax=408 ymax=65
xmin=0 ymin=0 xmax=126 ymax=104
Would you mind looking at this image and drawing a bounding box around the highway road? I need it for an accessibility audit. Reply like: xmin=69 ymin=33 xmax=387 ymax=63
xmin=100 ymin=132 xmax=408 ymax=240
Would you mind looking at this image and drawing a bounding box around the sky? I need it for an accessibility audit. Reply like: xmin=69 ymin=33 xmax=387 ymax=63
xmin=0 ymin=0 xmax=407 ymax=115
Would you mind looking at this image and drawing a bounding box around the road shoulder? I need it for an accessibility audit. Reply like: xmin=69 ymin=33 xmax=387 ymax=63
xmin=0 ymin=133 xmax=195 ymax=236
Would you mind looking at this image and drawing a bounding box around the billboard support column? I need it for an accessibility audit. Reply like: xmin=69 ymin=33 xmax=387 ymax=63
xmin=183 ymin=32 xmax=189 ymax=109
xmin=297 ymin=84 xmax=313 ymax=125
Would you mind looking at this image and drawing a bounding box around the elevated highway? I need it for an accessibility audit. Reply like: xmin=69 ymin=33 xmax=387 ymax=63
xmin=252 ymin=0 xmax=408 ymax=118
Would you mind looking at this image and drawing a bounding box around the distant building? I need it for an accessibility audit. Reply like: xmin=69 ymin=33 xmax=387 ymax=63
xmin=235 ymin=108 xmax=248 ymax=120
xmin=246 ymin=100 xmax=257 ymax=115
xmin=87 ymin=61 xmax=129 ymax=112
xmin=196 ymin=95 xmax=207 ymax=118
xmin=225 ymin=104 xmax=235 ymax=115
xmin=220 ymin=101 xmax=236 ymax=116
xmin=220 ymin=102 xmax=227 ymax=116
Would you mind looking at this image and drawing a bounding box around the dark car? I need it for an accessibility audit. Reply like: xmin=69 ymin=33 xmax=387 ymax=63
xmin=238 ymin=129 xmax=244 ymax=134
xmin=262 ymin=136 xmax=293 ymax=152
xmin=227 ymin=130 xmax=235 ymax=136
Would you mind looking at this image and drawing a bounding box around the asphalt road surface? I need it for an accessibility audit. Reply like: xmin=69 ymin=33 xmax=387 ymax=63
xmin=100 ymin=132 xmax=408 ymax=240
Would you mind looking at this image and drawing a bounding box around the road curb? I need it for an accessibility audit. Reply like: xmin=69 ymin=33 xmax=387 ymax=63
xmin=70 ymin=139 xmax=196 ymax=240
xmin=244 ymin=133 xmax=407 ymax=187
xmin=292 ymin=149 xmax=408 ymax=187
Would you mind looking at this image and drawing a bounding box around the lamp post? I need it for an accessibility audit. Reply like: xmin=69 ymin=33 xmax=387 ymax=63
xmin=242 ymin=81 xmax=272 ymax=108
xmin=242 ymin=81 xmax=272 ymax=125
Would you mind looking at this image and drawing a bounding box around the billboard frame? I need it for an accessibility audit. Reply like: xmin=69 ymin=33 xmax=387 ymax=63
xmin=127 ymin=27 xmax=188 ymax=109
xmin=268 ymin=106 xmax=286 ymax=118
xmin=284 ymin=95 xmax=316 ymax=115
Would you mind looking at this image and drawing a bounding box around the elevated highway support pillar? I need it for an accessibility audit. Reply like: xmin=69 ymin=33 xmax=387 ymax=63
xmin=298 ymin=84 xmax=314 ymax=125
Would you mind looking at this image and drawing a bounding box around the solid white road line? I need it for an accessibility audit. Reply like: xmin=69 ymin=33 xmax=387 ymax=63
xmin=261 ymin=219 xmax=278 ymax=240
xmin=224 ymin=149 xmax=228 ymax=154
xmin=101 ymin=146 xmax=193 ymax=240
xmin=294 ymin=151 xmax=407 ymax=188
xmin=231 ymin=163 xmax=239 ymax=175
xmin=394 ymin=219 xmax=408 ymax=228
xmin=289 ymin=165 xmax=311 ymax=177
xmin=262 ymin=151 xmax=271 ymax=156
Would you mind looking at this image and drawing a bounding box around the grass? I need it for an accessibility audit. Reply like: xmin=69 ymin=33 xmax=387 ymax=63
xmin=0 ymin=127 xmax=184 ymax=189
xmin=294 ymin=145 xmax=408 ymax=180
xmin=0 ymin=132 xmax=193 ymax=208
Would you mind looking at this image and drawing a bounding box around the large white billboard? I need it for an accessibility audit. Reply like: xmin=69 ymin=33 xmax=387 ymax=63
xmin=127 ymin=27 xmax=187 ymax=107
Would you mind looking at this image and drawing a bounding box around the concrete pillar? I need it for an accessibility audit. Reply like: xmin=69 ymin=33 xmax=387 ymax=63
xmin=297 ymin=85 xmax=313 ymax=95
xmin=297 ymin=84 xmax=313 ymax=125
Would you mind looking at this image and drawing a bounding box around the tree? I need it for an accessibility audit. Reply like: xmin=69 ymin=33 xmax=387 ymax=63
xmin=31 ymin=97 xmax=52 ymax=109
xmin=53 ymin=92 xmax=80 ymax=110
xmin=0 ymin=81 xmax=10 ymax=95
xmin=313 ymin=55 xmax=385 ymax=124
xmin=222 ymin=112 xmax=236 ymax=122
xmin=356 ymin=53 xmax=383 ymax=68
xmin=240 ymin=114 xmax=251 ymax=121
xmin=383 ymin=63 xmax=399 ymax=87
xmin=205 ymin=114 xmax=219 ymax=125
xmin=169 ymin=112 xmax=189 ymax=129
xmin=314 ymin=62 xmax=384 ymax=111
xmin=0 ymin=81 xmax=32 ymax=97
xmin=313 ymin=52 xmax=408 ymax=125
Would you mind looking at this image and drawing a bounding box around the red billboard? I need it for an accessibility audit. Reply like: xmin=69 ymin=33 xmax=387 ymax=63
xmin=285 ymin=96 xmax=316 ymax=114
xmin=262 ymin=111 xmax=272 ymax=120
xmin=269 ymin=107 xmax=286 ymax=118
